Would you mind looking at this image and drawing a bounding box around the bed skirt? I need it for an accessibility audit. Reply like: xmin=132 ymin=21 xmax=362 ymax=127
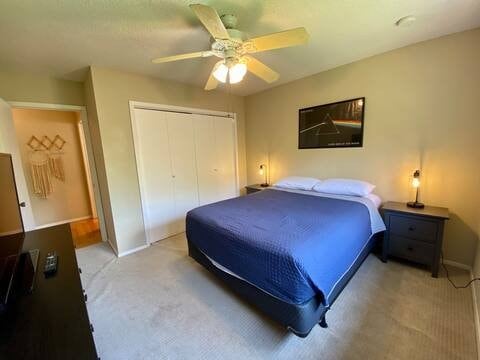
xmin=187 ymin=233 xmax=381 ymax=337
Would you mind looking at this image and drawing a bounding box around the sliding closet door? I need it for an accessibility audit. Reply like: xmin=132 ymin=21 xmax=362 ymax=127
xmin=213 ymin=117 xmax=237 ymax=200
xmin=133 ymin=107 xmax=237 ymax=243
xmin=194 ymin=115 xmax=237 ymax=204
xmin=133 ymin=109 xmax=176 ymax=242
xmin=166 ymin=112 xmax=199 ymax=233
xmin=193 ymin=115 xmax=218 ymax=206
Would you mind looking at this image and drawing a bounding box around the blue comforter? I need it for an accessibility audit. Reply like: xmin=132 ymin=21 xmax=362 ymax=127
xmin=186 ymin=189 xmax=375 ymax=305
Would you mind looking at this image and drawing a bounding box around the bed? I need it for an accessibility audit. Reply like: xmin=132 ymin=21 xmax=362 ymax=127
xmin=186 ymin=187 xmax=386 ymax=337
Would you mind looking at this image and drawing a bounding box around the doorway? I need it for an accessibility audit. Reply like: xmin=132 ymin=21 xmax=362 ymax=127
xmin=4 ymin=101 xmax=108 ymax=251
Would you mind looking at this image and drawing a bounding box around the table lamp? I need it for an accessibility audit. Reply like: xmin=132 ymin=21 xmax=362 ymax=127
xmin=407 ymin=170 xmax=424 ymax=209
xmin=259 ymin=164 xmax=269 ymax=187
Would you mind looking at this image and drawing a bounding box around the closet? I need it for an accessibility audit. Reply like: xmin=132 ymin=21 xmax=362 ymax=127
xmin=132 ymin=107 xmax=237 ymax=243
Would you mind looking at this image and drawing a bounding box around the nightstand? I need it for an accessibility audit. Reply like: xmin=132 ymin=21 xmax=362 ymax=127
xmin=245 ymin=184 xmax=269 ymax=194
xmin=381 ymin=201 xmax=449 ymax=277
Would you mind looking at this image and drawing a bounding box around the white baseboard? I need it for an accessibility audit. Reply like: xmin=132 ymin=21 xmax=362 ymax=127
xmin=443 ymin=259 xmax=472 ymax=271
xmin=470 ymin=269 xmax=480 ymax=360
xmin=117 ymin=244 xmax=149 ymax=258
xmin=444 ymin=259 xmax=479 ymax=358
xmin=35 ymin=216 xmax=92 ymax=230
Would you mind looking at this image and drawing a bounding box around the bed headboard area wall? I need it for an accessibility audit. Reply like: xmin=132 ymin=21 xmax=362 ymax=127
xmin=245 ymin=27 xmax=480 ymax=267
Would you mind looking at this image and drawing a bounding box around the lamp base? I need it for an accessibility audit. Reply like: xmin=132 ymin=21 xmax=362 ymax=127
xmin=407 ymin=201 xmax=424 ymax=209
xmin=260 ymin=183 xmax=269 ymax=187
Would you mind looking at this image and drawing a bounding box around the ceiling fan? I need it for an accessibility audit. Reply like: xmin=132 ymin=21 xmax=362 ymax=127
xmin=152 ymin=4 xmax=309 ymax=90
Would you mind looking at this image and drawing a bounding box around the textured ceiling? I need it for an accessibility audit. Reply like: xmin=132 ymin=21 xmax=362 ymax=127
xmin=0 ymin=0 xmax=479 ymax=96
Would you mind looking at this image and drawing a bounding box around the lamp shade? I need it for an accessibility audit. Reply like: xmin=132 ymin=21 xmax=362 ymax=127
xmin=407 ymin=169 xmax=424 ymax=208
xmin=259 ymin=164 xmax=268 ymax=187
xmin=213 ymin=62 xmax=228 ymax=83
xmin=412 ymin=170 xmax=421 ymax=188
xmin=229 ymin=63 xmax=247 ymax=84
xmin=412 ymin=177 xmax=420 ymax=188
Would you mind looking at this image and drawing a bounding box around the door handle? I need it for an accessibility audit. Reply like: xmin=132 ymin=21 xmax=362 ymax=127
xmin=19 ymin=202 xmax=26 ymax=208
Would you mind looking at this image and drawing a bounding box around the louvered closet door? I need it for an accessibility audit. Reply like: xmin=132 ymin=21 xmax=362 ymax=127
xmin=166 ymin=112 xmax=199 ymax=233
xmin=133 ymin=109 xmax=176 ymax=242
xmin=213 ymin=116 xmax=237 ymax=200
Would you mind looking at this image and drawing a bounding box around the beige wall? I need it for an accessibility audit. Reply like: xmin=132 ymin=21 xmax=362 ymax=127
xmin=472 ymin=218 xmax=480 ymax=342
xmin=0 ymin=70 xmax=84 ymax=105
xmin=12 ymin=108 xmax=92 ymax=226
xmin=88 ymin=66 xmax=246 ymax=254
xmin=245 ymin=28 xmax=480 ymax=266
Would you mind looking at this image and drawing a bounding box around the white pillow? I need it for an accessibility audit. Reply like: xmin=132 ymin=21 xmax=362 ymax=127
xmin=274 ymin=176 xmax=321 ymax=191
xmin=313 ymin=178 xmax=375 ymax=197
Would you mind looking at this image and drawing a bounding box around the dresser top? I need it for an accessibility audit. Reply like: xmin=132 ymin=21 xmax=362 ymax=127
xmin=382 ymin=201 xmax=449 ymax=220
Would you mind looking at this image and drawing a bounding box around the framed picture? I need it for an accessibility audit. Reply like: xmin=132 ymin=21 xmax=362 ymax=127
xmin=298 ymin=97 xmax=365 ymax=149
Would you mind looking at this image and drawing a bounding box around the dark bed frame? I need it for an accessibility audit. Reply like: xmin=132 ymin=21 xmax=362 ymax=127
xmin=187 ymin=233 xmax=382 ymax=338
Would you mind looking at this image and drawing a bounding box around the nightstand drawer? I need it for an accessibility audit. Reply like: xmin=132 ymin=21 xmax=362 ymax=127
xmin=389 ymin=215 xmax=437 ymax=243
xmin=389 ymin=235 xmax=434 ymax=264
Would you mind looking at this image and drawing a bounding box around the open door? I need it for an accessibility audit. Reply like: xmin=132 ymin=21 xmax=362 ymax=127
xmin=78 ymin=113 xmax=108 ymax=244
xmin=0 ymin=98 xmax=36 ymax=231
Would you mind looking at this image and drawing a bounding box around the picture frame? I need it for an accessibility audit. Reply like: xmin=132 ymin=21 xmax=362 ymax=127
xmin=298 ymin=97 xmax=365 ymax=149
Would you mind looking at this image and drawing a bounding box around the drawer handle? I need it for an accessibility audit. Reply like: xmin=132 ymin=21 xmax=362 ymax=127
xmin=408 ymin=226 xmax=416 ymax=231
xmin=407 ymin=246 xmax=414 ymax=252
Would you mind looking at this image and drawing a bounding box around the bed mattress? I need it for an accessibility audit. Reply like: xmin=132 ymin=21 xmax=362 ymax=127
xmin=186 ymin=188 xmax=385 ymax=305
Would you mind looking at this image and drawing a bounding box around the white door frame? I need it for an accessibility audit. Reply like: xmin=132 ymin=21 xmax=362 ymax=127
xmin=129 ymin=101 xmax=239 ymax=244
xmin=8 ymin=101 xmax=108 ymax=243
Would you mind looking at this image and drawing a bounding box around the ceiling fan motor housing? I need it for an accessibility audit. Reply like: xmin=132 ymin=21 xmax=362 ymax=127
xmin=220 ymin=14 xmax=237 ymax=29
xmin=211 ymin=29 xmax=247 ymax=60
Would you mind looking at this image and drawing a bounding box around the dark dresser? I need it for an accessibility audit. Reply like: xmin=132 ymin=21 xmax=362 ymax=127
xmin=0 ymin=225 xmax=98 ymax=359
xmin=381 ymin=201 xmax=449 ymax=277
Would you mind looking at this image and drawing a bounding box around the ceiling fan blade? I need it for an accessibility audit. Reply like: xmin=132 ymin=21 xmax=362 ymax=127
xmin=244 ymin=56 xmax=279 ymax=83
xmin=205 ymin=66 xmax=219 ymax=90
xmin=152 ymin=51 xmax=213 ymax=64
xmin=190 ymin=4 xmax=230 ymax=40
xmin=247 ymin=27 xmax=309 ymax=53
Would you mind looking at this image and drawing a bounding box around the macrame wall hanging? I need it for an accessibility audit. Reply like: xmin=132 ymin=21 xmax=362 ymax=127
xmin=27 ymin=135 xmax=67 ymax=198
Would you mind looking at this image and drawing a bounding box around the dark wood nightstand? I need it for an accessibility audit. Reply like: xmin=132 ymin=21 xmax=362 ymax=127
xmin=245 ymin=184 xmax=269 ymax=194
xmin=381 ymin=201 xmax=449 ymax=277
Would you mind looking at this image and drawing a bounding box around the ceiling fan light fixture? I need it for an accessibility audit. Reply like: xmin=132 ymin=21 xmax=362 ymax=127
xmin=229 ymin=62 xmax=247 ymax=84
xmin=213 ymin=61 xmax=228 ymax=83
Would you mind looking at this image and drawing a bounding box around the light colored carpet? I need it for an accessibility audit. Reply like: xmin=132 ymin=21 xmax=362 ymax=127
xmin=76 ymin=233 xmax=477 ymax=360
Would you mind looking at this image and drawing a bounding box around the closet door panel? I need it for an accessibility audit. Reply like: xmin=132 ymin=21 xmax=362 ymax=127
xmin=193 ymin=115 xmax=219 ymax=205
xmin=133 ymin=109 xmax=176 ymax=242
xmin=166 ymin=112 xmax=199 ymax=233
xmin=214 ymin=117 xmax=237 ymax=200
